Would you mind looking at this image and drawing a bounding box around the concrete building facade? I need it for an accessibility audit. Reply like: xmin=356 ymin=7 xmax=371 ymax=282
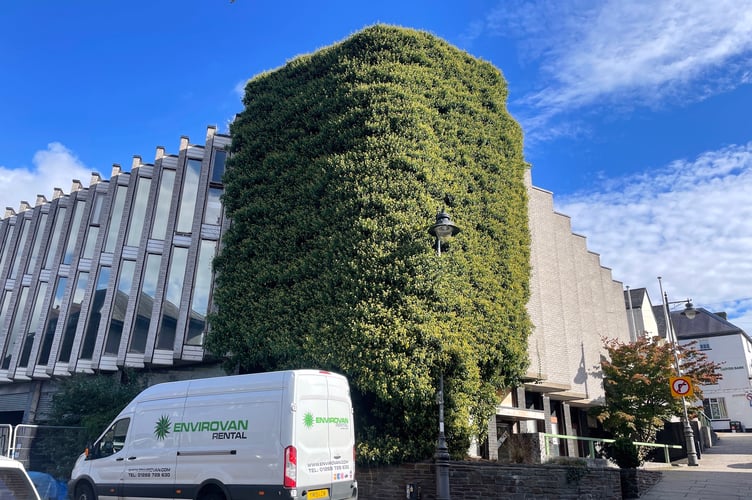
xmin=487 ymin=172 xmax=631 ymax=460
xmin=0 ymin=127 xmax=229 ymax=423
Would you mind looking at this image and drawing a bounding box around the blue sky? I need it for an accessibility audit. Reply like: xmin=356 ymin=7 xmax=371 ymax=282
xmin=2 ymin=1 xmax=752 ymax=330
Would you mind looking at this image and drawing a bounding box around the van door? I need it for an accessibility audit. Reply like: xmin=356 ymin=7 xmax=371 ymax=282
xmin=325 ymin=375 xmax=355 ymax=499
xmin=295 ymin=373 xmax=331 ymax=497
xmin=86 ymin=417 xmax=132 ymax=499
xmin=295 ymin=373 xmax=355 ymax=500
xmin=119 ymin=396 xmax=183 ymax=498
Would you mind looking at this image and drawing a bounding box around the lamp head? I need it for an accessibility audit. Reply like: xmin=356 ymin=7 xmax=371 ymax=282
xmin=681 ymin=300 xmax=697 ymax=320
xmin=428 ymin=210 xmax=461 ymax=242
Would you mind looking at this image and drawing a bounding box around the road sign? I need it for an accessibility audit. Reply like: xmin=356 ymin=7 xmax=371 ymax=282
xmin=670 ymin=376 xmax=693 ymax=398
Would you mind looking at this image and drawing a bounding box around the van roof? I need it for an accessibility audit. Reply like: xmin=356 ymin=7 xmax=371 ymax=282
xmin=131 ymin=369 xmax=346 ymax=404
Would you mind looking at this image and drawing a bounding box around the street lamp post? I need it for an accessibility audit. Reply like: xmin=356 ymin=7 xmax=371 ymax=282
xmin=657 ymin=276 xmax=699 ymax=467
xmin=428 ymin=209 xmax=460 ymax=500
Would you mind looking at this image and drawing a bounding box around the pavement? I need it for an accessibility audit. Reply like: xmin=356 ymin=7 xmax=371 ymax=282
xmin=639 ymin=432 xmax=752 ymax=499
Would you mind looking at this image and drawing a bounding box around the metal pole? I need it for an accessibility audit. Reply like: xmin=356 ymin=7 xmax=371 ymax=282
xmin=658 ymin=277 xmax=699 ymax=466
xmin=435 ymin=374 xmax=451 ymax=499
xmin=626 ymin=285 xmax=638 ymax=341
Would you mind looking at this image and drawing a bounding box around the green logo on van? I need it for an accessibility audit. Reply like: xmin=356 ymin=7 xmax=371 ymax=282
xmin=153 ymin=416 xmax=250 ymax=440
xmin=155 ymin=415 xmax=171 ymax=440
xmin=304 ymin=412 xmax=315 ymax=428
xmin=303 ymin=412 xmax=349 ymax=428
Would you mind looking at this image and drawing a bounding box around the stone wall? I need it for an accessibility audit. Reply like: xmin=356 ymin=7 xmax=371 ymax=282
xmin=357 ymin=460 xmax=632 ymax=499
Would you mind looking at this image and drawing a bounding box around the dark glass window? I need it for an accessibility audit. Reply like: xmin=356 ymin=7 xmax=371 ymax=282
xmin=82 ymin=227 xmax=100 ymax=259
xmin=9 ymin=219 xmax=30 ymax=278
xmin=18 ymin=282 xmax=48 ymax=368
xmin=58 ymin=271 xmax=89 ymax=362
xmin=0 ymin=291 xmax=12 ymax=333
xmin=26 ymin=213 xmax=48 ymax=274
xmin=91 ymin=195 xmax=105 ymax=224
xmin=126 ymin=178 xmax=151 ymax=247
xmin=38 ymin=277 xmax=68 ymax=366
xmin=81 ymin=266 xmax=111 ymax=359
xmin=210 ymin=149 xmax=226 ymax=184
xmin=2 ymin=286 xmax=29 ymax=369
xmin=105 ymin=186 xmax=127 ymax=253
xmin=63 ymin=200 xmax=86 ymax=265
xmin=176 ymin=159 xmax=202 ymax=233
xmin=128 ymin=255 xmax=161 ymax=354
xmin=93 ymin=418 xmax=130 ymax=459
xmin=156 ymin=247 xmax=188 ymax=350
xmin=0 ymin=222 xmax=17 ymax=277
xmin=204 ymin=188 xmax=223 ymax=226
xmin=187 ymin=241 xmax=217 ymax=346
xmin=43 ymin=207 xmax=66 ymax=269
xmin=151 ymin=170 xmax=176 ymax=240
xmin=105 ymin=260 xmax=136 ymax=355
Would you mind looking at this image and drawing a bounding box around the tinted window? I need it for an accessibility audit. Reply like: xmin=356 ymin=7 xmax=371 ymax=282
xmin=94 ymin=418 xmax=131 ymax=459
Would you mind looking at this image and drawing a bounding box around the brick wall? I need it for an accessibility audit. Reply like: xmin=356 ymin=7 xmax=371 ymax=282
xmin=357 ymin=460 xmax=659 ymax=499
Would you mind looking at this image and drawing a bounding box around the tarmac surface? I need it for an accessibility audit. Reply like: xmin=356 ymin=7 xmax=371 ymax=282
xmin=639 ymin=432 xmax=752 ymax=499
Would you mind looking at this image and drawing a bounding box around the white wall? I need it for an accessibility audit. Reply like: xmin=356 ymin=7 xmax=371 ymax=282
xmin=681 ymin=333 xmax=752 ymax=430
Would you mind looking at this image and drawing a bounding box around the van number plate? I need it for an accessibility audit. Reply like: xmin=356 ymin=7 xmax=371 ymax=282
xmin=307 ymin=489 xmax=328 ymax=499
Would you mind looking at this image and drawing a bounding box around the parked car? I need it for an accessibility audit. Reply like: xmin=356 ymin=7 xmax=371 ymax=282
xmin=27 ymin=472 xmax=66 ymax=500
xmin=0 ymin=456 xmax=41 ymax=499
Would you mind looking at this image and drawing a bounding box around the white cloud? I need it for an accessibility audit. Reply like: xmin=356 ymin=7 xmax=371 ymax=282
xmin=0 ymin=143 xmax=92 ymax=213
xmin=234 ymin=79 xmax=248 ymax=99
xmin=483 ymin=0 xmax=752 ymax=134
xmin=555 ymin=142 xmax=752 ymax=329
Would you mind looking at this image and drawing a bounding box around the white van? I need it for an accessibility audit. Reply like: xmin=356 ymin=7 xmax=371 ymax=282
xmin=69 ymin=369 xmax=357 ymax=500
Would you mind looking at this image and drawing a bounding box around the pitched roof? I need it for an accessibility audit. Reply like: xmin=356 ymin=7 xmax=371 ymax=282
xmin=624 ymin=287 xmax=647 ymax=309
xmin=667 ymin=307 xmax=750 ymax=342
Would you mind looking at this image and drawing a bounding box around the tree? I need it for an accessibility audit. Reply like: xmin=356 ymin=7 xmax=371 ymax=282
xmin=30 ymin=372 xmax=144 ymax=478
xmin=48 ymin=371 xmax=144 ymax=440
xmin=592 ymin=336 xmax=722 ymax=466
xmin=207 ymin=25 xmax=532 ymax=463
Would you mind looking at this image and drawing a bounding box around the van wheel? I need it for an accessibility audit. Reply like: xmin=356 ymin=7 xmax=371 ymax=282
xmin=199 ymin=486 xmax=226 ymax=500
xmin=75 ymin=482 xmax=96 ymax=500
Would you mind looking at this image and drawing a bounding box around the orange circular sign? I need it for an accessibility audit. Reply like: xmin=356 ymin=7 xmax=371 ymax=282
xmin=670 ymin=376 xmax=693 ymax=397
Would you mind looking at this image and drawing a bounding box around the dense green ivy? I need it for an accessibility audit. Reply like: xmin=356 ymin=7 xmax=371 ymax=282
xmin=207 ymin=25 xmax=532 ymax=463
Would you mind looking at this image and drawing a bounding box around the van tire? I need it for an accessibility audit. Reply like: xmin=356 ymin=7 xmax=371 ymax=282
xmin=74 ymin=482 xmax=96 ymax=500
xmin=198 ymin=485 xmax=226 ymax=500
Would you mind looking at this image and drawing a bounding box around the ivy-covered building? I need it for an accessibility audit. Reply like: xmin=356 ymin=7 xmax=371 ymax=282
xmin=0 ymin=25 xmax=630 ymax=462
